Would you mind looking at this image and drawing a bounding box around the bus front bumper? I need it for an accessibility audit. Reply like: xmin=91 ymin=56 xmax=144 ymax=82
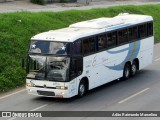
xmin=26 ymin=87 xmax=70 ymax=98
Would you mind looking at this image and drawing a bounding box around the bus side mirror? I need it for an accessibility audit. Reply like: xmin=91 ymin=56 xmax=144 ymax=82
xmin=22 ymin=58 xmax=29 ymax=73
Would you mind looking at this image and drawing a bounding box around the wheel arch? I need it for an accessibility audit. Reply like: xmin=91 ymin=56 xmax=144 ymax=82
xmin=125 ymin=61 xmax=131 ymax=67
xmin=80 ymin=77 xmax=89 ymax=91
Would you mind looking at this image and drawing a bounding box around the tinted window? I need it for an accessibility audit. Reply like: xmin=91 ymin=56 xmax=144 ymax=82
xmin=83 ymin=39 xmax=89 ymax=54
xmin=70 ymin=58 xmax=83 ymax=79
xmin=89 ymin=37 xmax=96 ymax=53
xmin=128 ymin=26 xmax=138 ymax=41
xmin=70 ymin=59 xmax=77 ymax=79
xmin=139 ymin=24 xmax=147 ymax=38
xmin=107 ymin=32 xmax=117 ymax=48
xmin=83 ymin=37 xmax=96 ymax=55
xmin=147 ymin=22 xmax=153 ymax=36
xmin=72 ymin=41 xmax=82 ymax=55
xmin=118 ymin=29 xmax=128 ymax=44
xmin=29 ymin=41 xmax=70 ymax=55
xmin=98 ymin=34 xmax=107 ymax=50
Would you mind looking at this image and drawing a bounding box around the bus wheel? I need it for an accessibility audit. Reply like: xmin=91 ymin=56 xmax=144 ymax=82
xmin=78 ymin=81 xmax=86 ymax=98
xmin=123 ymin=63 xmax=131 ymax=80
xmin=131 ymin=61 xmax=137 ymax=76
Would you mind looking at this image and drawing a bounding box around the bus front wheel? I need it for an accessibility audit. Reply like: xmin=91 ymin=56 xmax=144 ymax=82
xmin=78 ymin=80 xmax=86 ymax=98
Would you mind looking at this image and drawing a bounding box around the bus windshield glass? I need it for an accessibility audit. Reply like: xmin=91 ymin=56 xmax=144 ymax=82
xmin=27 ymin=55 xmax=70 ymax=81
xmin=29 ymin=41 xmax=70 ymax=55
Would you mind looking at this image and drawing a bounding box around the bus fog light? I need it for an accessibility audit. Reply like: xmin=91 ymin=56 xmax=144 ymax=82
xmin=28 ymin=89 xmax=32 ymax=92
xmin=61 ymin=92 xmax=65 ymax=95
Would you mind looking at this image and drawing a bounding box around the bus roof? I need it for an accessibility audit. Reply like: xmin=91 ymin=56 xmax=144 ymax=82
xmin=31 ymin=13 xmax=153 ymax=42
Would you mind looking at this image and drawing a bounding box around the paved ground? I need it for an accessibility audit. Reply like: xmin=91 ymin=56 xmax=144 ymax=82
xmin=0 ymin=43 xmax=160 ymax=120
xmin=0 ymin=0 xmax=160 ymax=13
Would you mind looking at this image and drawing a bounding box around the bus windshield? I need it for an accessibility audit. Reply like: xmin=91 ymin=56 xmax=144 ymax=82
xmin=29 ymin=41 xmax=70 ymax=55
xmin=27 ymin=55 xmax=70 ymax=81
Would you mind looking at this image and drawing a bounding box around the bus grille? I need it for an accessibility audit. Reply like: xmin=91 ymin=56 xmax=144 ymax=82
xmin=37 ymin=90 xmax=55 ymax=96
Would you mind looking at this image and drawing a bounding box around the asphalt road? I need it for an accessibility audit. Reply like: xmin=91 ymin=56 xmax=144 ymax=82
xmin=0 ymin=43 xmax=160 ymax=120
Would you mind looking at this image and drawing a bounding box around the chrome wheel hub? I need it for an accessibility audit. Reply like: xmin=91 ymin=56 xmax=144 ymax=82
xmin=125 ymin=67 xmax=129 ymax=77
xmin=79 ymin=84 xmax=85 ymax=95
xmin=132 ymin=64 xmax=136 ymax=75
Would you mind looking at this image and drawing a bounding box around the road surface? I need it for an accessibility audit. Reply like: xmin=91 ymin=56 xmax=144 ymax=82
xmin=0 ymin=43 xmax=160 ymax=120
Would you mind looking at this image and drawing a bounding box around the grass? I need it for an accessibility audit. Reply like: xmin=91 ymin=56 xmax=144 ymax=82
xmin=0 ymin=4 xmax=160 ymax=92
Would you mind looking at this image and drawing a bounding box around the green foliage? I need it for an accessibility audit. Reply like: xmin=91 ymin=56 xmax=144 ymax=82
xmin=0 ymin=4 xmax=160 ymax=92
xmin=30 ymin=0 xmax=46 ymax=5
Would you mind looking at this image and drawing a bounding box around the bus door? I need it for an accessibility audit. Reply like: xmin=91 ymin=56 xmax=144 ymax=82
xmin=70 ymin=57 xmax=83 ymax=95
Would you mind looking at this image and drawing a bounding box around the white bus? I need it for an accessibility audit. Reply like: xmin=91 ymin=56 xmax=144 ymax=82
xmin=26 ymin=13 xmax=154 ymax=98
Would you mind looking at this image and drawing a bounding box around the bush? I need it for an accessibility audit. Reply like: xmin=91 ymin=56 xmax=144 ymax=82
xmin=30 ymin=0 xmax=46 ymax=5
xmin=0 ymin=76 xmax=12 ymax=92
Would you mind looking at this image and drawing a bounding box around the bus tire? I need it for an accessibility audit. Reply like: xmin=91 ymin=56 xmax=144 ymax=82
xmin=78 ymin=80 xmax=86 ymax=98
xmin=123 ymin=63 xmax=131 ymax=80
xmin=131 ymin=61 xmax=137 ymax=76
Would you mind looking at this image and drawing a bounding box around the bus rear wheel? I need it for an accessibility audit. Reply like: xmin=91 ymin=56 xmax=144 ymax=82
xmin=78 ymin=80 xmax=86 ymax=98
xmin=123 ymin=63 xmax=131 ymax=80
xmin=131 ymin=61 xmax=137 ymax=76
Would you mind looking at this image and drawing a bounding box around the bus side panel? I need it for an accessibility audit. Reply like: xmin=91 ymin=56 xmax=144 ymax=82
xmin=80 ymin=37 xmax=153 ymax=91
xmin=65 ymin=78 xmax=78 ymax=97
xmin=83 ymin=56 xmax=101 ymax=89
xmin=82 ymin=44 xmax=129 ymax=89
xmin=99 ymin=46 xmax=128 ymax=85
xmin=138 ymin=37 xmax=154 ymax=69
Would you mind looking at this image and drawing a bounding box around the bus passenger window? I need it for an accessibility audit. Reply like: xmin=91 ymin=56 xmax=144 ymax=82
xmin=98 ymin=34 xmax=107 ymax=50
xmin=73 ymin=41 xmax=82 ymax=55
xmin=118 ymin=29 xmax=128 ymax=44
xmin=107 ymin=32 xmax=117 ymax=48
xmin=147 ymin=22 xmax=153 ymax=36
xmin=89 ymin=37 xmax=96 ymax=53
xmin=83 ymin=37 xmax=96 ymax=55
xmin=139 ymin=24 xmax=147 ymax=38
xmin=83 ymin=39 xmax=90 ymax=55
xmin=128 ymin=26 xmax=138 ymax=41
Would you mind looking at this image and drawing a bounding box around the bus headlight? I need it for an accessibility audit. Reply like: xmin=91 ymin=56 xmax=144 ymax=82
xmin=26 ymin=82 xmax=35 ymax=87
xmin=56 ymin=86 xmax=68 ymax=90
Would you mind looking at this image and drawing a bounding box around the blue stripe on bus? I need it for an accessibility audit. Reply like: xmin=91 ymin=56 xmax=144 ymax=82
xmin=107 ymin=47 xmax=129 ymax=54
xmin=104 ymin=40 xmax=140 ymax=71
